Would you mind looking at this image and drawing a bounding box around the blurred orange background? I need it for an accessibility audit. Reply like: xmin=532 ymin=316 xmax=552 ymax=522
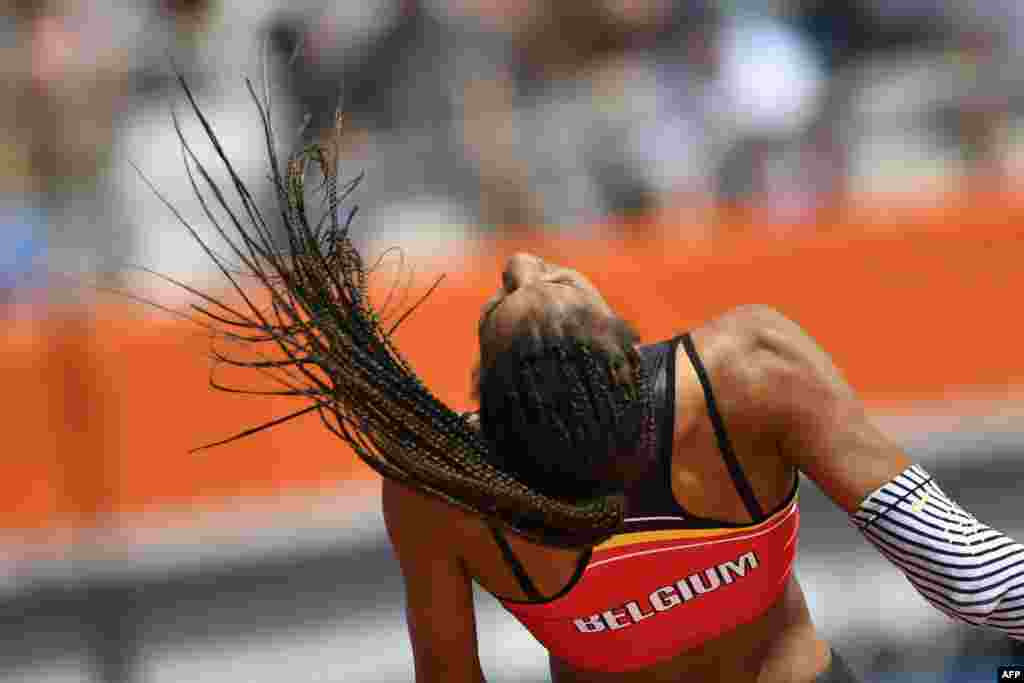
xmin=5 ymin=191 xmax=1023 ymax=533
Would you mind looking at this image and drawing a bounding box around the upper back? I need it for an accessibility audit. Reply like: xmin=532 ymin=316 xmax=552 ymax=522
xmin=407 ymin=321 xmax=803 ymax=673
xmin=386 ymin=305 xmax=906 ymax=680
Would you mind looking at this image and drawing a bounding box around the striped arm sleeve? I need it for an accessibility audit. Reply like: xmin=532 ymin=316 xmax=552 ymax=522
xmin=851 ymin=464 xmax=1024 ymax=640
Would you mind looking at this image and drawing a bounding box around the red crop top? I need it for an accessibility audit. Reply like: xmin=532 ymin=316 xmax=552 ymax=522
xmin=488 ymin=334 xmax=800 ymax=673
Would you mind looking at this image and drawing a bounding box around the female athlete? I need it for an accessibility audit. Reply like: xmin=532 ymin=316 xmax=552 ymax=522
xmin=152 ymin=77 xmax=1024 ymax=683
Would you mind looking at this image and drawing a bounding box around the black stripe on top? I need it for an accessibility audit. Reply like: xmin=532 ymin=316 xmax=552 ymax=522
xmin=658 ymin=334 xmax=679 ymax=505
xmin=487 ymin=520 xmax=592 ymax=605
xmin=487 ymin=521 xmax=544 ymax=601
xmin=681 ymin=333 xmax=766 ymax=522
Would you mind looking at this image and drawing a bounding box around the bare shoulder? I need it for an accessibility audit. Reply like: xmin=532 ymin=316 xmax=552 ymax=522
xmin=706 ymin=305 xmax=819 ymax=357
xmin=689 ymin=304 xmax=861 ymax=440
xmin=381 ymin=478 xmax=472 ymax=549
xmin=693 ymin=305 xmax=836 ymax=396
xmin=696 ymin=305 xmax=910 ymax=512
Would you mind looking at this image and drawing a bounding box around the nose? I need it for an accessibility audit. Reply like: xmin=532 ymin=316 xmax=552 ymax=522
xmin=502 ymin=252 xmax=545 ymax=293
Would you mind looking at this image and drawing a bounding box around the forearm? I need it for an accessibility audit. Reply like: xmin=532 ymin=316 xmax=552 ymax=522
xmin=851 ymin=465 xmax=1024 ymax=639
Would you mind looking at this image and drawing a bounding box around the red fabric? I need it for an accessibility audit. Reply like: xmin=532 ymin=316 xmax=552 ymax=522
xmin=499 ymin=501 xmax=800 ymax=672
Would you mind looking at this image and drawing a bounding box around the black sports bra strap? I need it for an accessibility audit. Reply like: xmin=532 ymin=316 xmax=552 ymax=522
xmin=660 ymin=335 xmax=679 ymax=481
xmin=680 ymin=333 xmax=766 ymax=522
xmin=545 ymin=547 xmax=592 ymax=603
xmin=487 ymin=522 xmax=544 ymax=601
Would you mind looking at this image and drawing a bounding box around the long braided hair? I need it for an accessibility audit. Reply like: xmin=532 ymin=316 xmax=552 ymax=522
xmin=138 ymin=74 xmax=654 ymax=548
xmin=475 ymin=307 xmax=655 ymax=502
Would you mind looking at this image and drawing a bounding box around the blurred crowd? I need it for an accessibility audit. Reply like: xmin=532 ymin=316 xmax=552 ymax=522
xmin=4 ymin=0 xmax=1024 ymax=307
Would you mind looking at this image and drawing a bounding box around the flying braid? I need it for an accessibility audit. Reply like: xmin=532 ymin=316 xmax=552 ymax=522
xmin=129 ymin=74 xmax=639 ymax=548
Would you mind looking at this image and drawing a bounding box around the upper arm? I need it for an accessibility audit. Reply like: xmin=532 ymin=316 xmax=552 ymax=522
xmin=727 ymin=306 xmax=912 ymax=513
xmin=382 ymin=478 xmax=486 ymax=683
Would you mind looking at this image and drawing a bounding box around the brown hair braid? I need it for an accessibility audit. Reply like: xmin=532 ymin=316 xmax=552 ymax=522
xmin=135 ymin=74 xmax=647 ymax=548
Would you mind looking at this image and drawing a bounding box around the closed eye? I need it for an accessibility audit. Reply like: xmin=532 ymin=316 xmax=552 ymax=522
xmin=480 ymin=277 xmax=577 ymax=332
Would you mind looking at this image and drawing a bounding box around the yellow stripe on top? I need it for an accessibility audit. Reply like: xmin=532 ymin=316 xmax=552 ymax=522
xmin=595 ymin=497 xmax=798 ymax=552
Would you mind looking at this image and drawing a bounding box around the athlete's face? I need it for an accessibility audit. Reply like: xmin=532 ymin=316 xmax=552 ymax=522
xmin=477 ymin=253 xmax=615 ymax=356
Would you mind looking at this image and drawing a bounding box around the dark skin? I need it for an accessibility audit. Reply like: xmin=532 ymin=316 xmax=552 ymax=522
xmin=383 ymin=253 xmax=912 ymax=682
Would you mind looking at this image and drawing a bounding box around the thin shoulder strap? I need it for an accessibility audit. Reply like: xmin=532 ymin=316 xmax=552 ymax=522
xmin=487 ymin=521 xmax=544 ymax=601
xmin=680 ymin=333 xmax=766 ymax=522
xmin=659 ymin=335 xmax=679 ymax=481
xmin=542 ymin=547 xmax=592 ymax=603
xmin=486 ymin=522 xmax=591 ymax=603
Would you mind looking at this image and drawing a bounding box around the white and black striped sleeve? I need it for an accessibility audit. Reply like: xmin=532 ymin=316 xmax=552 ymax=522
xmin=851 ymin=464 xmax=1024 ymax=640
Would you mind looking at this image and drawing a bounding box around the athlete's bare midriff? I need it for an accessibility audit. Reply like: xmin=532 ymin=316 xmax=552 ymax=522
xmin=453 ymin=323 xmax=833 ymax=682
